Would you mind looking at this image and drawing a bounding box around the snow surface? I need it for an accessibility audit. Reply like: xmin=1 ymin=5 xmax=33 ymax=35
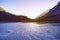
xmin=0 ymin=23 xmax=60 ymax=40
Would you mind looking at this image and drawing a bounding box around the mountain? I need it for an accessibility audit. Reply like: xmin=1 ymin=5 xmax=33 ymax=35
xmin=0 ymin=7 xmax=6 ymax=11
xmin=0 ymin=7 xmax=32 ymax=22
xmin=35 ymin=2 xmax=60 ymax=23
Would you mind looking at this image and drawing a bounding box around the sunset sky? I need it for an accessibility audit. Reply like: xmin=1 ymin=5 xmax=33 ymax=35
xmin=0 ymin=0 xmax=60 ymax=19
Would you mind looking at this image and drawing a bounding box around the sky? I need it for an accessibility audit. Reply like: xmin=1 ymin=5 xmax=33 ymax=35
xmin=0 ymin=0 xmax=60 ymax=19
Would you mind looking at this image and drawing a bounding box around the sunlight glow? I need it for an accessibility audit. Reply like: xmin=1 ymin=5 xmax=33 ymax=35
xmin=26 ymin=23 xmax=39 ymax=32
xmin=0 ymin=0 xmax=60 ymax=19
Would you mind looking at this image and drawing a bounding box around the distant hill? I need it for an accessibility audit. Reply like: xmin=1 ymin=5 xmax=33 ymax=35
xmin=34 ymin=2 xmax=60 ymax=23
xmin=0 ymin=7 xmax=32 ymax=22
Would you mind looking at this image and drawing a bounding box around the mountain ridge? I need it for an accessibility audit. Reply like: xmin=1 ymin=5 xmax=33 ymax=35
xmin=35 ymin=2 xmax=60 ymax=23
xmin=0 ymin=7 xmax=33 ymax=22
xmin=0 ymin=2 xmax=60 ymax=23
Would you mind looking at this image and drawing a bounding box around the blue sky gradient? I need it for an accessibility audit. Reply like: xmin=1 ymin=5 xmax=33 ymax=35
xmin=0 ymin=0 xmax=60 ymax=19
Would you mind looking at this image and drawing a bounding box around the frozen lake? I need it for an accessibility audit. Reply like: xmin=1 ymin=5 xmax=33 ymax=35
xmin=0 ymin=22 xmax=60 ymax=40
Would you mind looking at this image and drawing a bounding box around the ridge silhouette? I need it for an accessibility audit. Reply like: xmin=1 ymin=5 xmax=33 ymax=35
xmin=0 ymin=8 xmax=33 ymax=22
xmin=0 ymin=2 xmax=60 ymax=23
xmin=35 ymin=2 xmax=60 ymax=23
